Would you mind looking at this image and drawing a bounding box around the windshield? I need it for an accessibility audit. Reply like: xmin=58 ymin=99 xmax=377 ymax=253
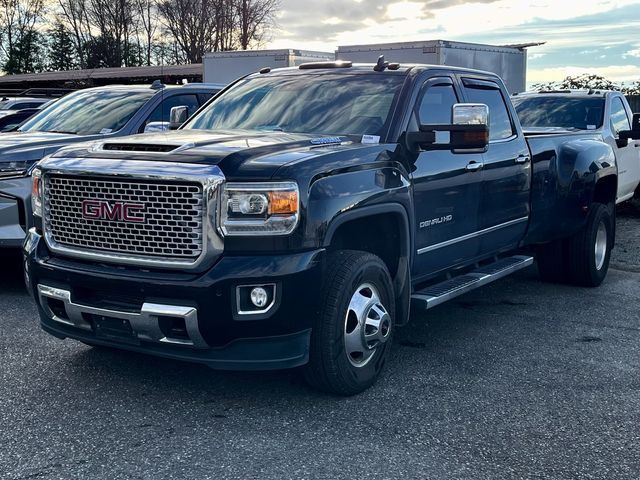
xmin=513 ymin=96 xmax=605 ymax=130
xmin=186 ymin=73 xmax=406 ymax=138
xmin=19 ymin=89 xmax=155 ymax=135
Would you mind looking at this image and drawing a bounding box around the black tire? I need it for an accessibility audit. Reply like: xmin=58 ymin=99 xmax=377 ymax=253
xmin=565 ymin=202 xmax=614 ymax=287
xmin=304 ymin=250 xmax=395 ymax=396
xmin=536 ymin=239 xmax=568 ymax=283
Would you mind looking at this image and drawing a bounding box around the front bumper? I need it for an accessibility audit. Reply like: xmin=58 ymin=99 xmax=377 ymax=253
xmin=25 ymin=229 xmax=324 ymax=370
xmin=0 ymin=175 xmax=31 ymax=248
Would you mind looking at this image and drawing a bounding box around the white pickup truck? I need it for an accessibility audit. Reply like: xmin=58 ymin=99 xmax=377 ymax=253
xmin=513 ymin=90 xmax=640 ymax=204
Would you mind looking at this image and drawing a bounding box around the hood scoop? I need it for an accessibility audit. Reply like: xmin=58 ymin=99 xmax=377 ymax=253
xmin=102 ymin=143 xmax=180 ymax=153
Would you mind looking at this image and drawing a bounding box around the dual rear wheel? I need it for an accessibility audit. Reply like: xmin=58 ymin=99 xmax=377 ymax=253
xmin=537 ymin=202 xmax=614 ymax=287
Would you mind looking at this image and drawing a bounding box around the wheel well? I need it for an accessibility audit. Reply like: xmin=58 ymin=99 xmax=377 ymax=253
xmin=593 ymin=175 xmax=617 ymax=206
xmin=327 ymin=213 xmax=405 ymax=280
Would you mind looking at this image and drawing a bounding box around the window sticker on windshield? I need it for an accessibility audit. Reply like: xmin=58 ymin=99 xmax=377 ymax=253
xmin=100 ymin=128 xmax=113 ymax=134
xmin=587 ymin=125 xmax=596 ymax=130
xmin=362 ymin=135 xmax=380 ymax=144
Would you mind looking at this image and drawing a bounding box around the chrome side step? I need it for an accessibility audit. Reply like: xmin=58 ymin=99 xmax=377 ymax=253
xmin=411 ymin=255 xmax=534 ymax=310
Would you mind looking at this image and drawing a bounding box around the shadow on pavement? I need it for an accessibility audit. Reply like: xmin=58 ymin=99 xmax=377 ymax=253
xmin=617 ymin=198 xmax=640 ymax=218
xmin=0 ymin=248 xmax=24 ymax=294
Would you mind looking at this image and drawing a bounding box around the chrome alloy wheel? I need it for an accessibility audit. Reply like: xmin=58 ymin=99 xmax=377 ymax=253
xmin=594 ymin=220 xmax=608 ymax=271
xmin=344 ymin=283 xmax=391 ymax=367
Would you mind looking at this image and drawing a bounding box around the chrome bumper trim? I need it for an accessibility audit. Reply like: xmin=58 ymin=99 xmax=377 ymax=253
xmin=37 ymin=284 xmax=208 ymax=349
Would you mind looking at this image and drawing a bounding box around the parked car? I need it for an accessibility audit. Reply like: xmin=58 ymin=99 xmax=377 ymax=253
xmin=512 ymin=90 xmax=640 ymax=204
xmin=25 ymin=62 xmax=622 ymax=395
xmin=0 ymin=108 xmax=41 ymax=132
xmin=0 ymin=82 xmax=224 ymax=248
xmin=0 ymin=100 xmax=58 ymax=133
xmin=0 ymin=96 xmax=52 ymax=118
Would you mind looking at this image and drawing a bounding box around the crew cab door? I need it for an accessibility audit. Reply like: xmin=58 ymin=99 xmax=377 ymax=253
xmin=410 ymin=76 xmax=483 ymax=278
xmin=460 ymin=77 xmax=531 ymax=256
xmin=608 ymin=95 xmax=640 ymax=202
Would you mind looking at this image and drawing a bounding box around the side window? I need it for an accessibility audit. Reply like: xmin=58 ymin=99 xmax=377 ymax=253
xmin=417 ymin=82 xmax=458 ymax=125
xmin=198 ymin=92 xmax=217 ymax=104
xmin=11 ymin=102 xmax=40 ymax=110
xmin=142 ymin=94 xmax=200 ymax=130
xmin=610 ymin=97 xmax=631 ymax=136
xmin=465 ymin=85 xmax=514 ymax=141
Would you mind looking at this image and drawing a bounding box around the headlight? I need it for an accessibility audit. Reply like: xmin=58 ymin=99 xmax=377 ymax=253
xmin=220 ymin=182 xmax=299 ymax=236
xmin=31 ymin=168 xmax=43 ymax=217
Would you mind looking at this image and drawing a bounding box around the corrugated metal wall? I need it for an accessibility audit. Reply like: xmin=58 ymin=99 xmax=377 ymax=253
xmin=627 ymin=95 xmax=640 ymax=113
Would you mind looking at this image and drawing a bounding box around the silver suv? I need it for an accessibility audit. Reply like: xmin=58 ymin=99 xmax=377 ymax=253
xmin=0 ymin=82 xmax=224 ymax=248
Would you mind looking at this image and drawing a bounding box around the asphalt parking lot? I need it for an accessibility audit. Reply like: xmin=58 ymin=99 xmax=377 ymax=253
xmin=1 ymin=203 xmax=639 ymax=480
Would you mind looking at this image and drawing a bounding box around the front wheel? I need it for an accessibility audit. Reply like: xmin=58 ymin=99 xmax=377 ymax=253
xmin=566 ymin=202 xmax=614 ymax=287
xmin=304 ymin=250 xmax=395 ymax=396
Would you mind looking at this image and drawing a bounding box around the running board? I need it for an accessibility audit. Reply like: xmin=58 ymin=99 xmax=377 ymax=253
xmin=411 ymin=255 xmax=534 ymax=310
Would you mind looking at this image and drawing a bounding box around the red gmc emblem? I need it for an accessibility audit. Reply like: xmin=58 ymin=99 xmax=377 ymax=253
xmin=82 ymin=199 xmax=146 ymax=223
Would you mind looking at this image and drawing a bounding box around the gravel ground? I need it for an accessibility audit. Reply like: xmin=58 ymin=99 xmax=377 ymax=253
xmin=0 ymin=208 xmax=639 ymax=480
xmin=612 ymin=199 xmax=640 ymax=272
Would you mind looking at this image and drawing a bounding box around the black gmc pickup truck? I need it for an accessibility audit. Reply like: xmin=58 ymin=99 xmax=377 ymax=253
xmin=25 ymin=61 xmax=618 ymax=395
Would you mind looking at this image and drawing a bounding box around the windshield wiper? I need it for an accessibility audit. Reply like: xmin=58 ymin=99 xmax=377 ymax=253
xmin=46 ymin=130 xmax=78 ymax=134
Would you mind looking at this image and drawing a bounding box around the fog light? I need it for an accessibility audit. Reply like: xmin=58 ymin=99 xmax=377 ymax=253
xmin=236 ymin=284 xmax=276 ymax=317
xmin=250 ymin=287 xmax=268 ymax=308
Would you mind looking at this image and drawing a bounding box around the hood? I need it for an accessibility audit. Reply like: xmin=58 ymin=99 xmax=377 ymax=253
xmin=54 ymin=129 xmax=380 ymax=180
xmin=0 ymin=131 xmax=87 ymax=150
xmin=0 ymin=131 xmax=104 ymax=175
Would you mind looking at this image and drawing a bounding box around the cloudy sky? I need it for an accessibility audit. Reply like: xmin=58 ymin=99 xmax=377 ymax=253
xmin=268 ymin=0 xmax=640 ymax=84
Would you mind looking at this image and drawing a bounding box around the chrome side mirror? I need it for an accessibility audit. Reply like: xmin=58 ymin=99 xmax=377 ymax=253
xmin=452 ymin=103 xmax=489 ymax=127
xmin=407 ymin=103 xmax=490 ymax=152
xmin=144 ymin=121 xmax=170 ymax=133
xmin=169 ymin=106 xmax=189 ymax=130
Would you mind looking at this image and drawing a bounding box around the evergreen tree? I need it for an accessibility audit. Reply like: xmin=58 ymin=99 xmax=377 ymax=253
xmin=3 ymin=31 xmax=46 ymax=74
xmin=48 ymin=23 xmax=78 ymax=71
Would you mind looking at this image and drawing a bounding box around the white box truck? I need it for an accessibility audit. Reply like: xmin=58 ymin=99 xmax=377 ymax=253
xmin=336 ymin=40 xmax=538 ymax=93
xmin=203 ymin=49 xmax=333 ymax=85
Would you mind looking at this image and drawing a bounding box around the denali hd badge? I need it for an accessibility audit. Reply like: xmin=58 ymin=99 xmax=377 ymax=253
xmin=82 ymin=199 xmax=146 ymax=223
xmin=420 ymin=215 xmax=453 ymax=229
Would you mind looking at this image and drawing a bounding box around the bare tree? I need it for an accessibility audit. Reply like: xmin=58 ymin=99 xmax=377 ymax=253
xmin=87 ymin=0 xmax=137 ymax=66
xmin=135 ymin=0 xmax=156 ymax=65
xmin=57 ymin=0 xmax=93 ymax=68
xmin=158 ymin=0 xmax=279 ymax=62
xmin=157 ymin=0 xmax=220 ymax=63
xmin=0 ymin=0 xmax=46 ymax=72
xmin=235 ymin=0 xmax=278 ymax=50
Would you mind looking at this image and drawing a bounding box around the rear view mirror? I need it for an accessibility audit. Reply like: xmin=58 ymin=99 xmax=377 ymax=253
xmin=169 ymin=106 xmax=189 ymax=130
xmin=619 ymin=113 xmax=640 ymax=141
xmin=407 ymin=103 xmax=489 ymax=152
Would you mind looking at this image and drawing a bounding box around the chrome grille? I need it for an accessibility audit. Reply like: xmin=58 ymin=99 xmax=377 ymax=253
xmin=44 ymin=175 xmax=204 ymax=259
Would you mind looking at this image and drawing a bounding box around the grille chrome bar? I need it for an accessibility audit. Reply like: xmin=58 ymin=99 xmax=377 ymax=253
xmin=38 ymin=158 xmax=224 ymax=270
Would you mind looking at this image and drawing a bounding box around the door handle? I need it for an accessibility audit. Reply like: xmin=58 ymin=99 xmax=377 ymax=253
xmin=466 ymin=162 xmax=484 ymax=172
xmin=515 ymin=155 xmax=530 ymax=164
